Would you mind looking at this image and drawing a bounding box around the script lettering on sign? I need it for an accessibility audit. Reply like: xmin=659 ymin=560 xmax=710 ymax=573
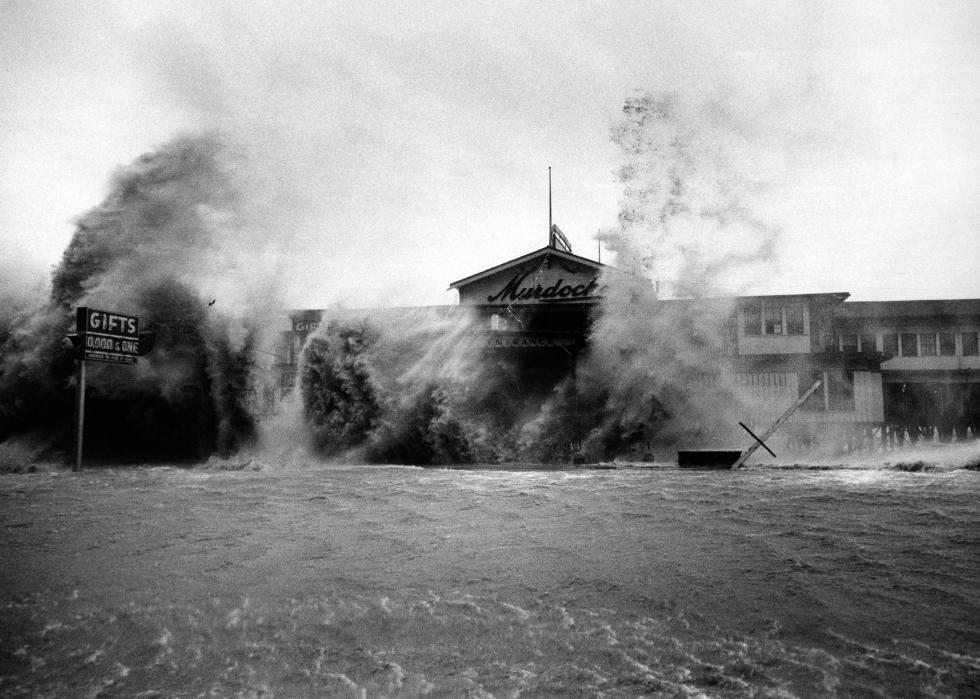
xmin=487 ymin=271 xmax=601 ymax=304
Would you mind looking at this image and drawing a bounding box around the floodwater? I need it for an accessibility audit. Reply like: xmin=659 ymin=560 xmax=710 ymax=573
xmin=1 ymin=446 xmax=979 ymax=697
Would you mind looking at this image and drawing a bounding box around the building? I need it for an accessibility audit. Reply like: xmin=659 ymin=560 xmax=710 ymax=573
xmin=276 ymin=239 xmax=980 ymax=454
xmin=834 ymin=300 xmax=980 ymax=441
xmin=448 ymin=245 xmax=886 ymax=452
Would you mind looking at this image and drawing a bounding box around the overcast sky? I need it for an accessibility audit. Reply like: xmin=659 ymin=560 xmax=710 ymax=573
xmin=2 ymin=0 xmax=978 ymax=307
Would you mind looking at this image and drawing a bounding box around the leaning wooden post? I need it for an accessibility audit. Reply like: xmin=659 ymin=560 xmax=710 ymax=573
xmin=74 ymin=357 xmax=86 ymax=472
xmin=732 ymin=379 xmax=823 ymax=470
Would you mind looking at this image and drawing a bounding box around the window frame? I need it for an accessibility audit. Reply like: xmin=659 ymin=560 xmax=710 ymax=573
xmin=962 ymin=331 xmax=979 ymax=356
xmin=939 ymin=332 xmax=956 ymax=356
xmin=840 ymin=334 xmax=858 ymax=352
xmin=785 ymin=305 xmax=805 ymax=335
xmin=882 ymin=333 xmax=898 ymax=358
xmin=764 ymin=305 xmax=783 ymax=335
xmin=900 ymin=333 xmax=918 ymax=357
xmin=743 ymin=302 xmax=762 ymax=336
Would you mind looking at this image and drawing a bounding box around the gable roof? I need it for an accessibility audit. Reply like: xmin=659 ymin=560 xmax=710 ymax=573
xmin=448 ymin=246 xmax=606 ymax=291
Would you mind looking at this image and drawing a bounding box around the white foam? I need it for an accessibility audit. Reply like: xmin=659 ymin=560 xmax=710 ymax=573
xmin=500 ymin=601 xmax=531 ymax=621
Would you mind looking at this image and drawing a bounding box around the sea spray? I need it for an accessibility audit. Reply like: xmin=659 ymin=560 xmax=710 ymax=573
xmin=510 ymin=92 xmax=787 ymax=460
xmin=0 ymin=133 xmax=277 ymax=462
xmin=299 ymin=306 xmax=575 ymax=464
xmin=297 ymin=92 xmax=790 ymax=463
xmin=599 ymin=91 xmax=778 ymax=294
xmin=573 ymin=91 xmax=787 ymax=456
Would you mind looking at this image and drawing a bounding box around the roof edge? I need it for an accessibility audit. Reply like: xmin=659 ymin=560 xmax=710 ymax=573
xmin=448 ymin=246 xmax=607 ymax=290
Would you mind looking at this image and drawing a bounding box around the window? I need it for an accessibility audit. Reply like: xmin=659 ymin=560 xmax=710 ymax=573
xmin=900 ymin=333 xmax=918 ymax=357
xmin=764 ymin=306 xmax=782 ymax=335
xmin=840 ymin=334 xmax=858 ymax=352
xmin=939 ymin=332 xmax=956 ymax=356
xmin=860 ymin=334 xmax=877 ymax=352
xmin=785 ymin=305 xmax=805 ymax=335
xmin=963 ymin=331 xmax=979 ymax=356
xmin=743 ymin=302 xmax=761 ymax=335
xmin=490 ymin=314 xmax=509 ymax=331
xmin=919 ymin=332 xmax=937 ymax=356
xmin=744 ymin=302 xmax=808 ymax=337
xmin=882 ymin=333 xmax=898 ymax=358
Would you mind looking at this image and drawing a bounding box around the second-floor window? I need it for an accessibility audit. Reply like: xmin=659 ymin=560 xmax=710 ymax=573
xmin=764 ymin=306 xmax=782 ymax=335
xmin=840 ymin=333 xmax=877 ymax=352
xmin=901 ymin=333 xmax=918 ymax=357
xmin=881 ymin=330 xmax=978 ymax=357
xmin=940 ymin=332 xmax=956 ymax=355
xmin=786 ymin=306 xmax=805 ymax=334
xmin=743 ymin=303 xmax=762 ymax=335
xmin=964 ymin=332 xmax=979 ymax=356
xmin=743 ymin=302 xmax=805 ymax=336
xmin=883 ymin=333 xmax=898 ymax=358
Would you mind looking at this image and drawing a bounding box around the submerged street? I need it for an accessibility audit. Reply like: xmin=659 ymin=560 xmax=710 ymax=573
xmin=1 ymin=454 xmax=979 ymax=697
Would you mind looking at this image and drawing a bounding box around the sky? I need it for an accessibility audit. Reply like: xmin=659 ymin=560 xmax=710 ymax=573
xmin=1 ymin=0 xmax=978 ymax=308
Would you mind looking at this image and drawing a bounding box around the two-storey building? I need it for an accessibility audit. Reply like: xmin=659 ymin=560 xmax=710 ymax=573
xmin=274 ymin=240 xmax=978 ymax=454
xmin=834 ymin=300 xmax=980 ymax=441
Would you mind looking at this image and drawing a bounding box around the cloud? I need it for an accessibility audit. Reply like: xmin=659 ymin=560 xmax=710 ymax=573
xmin=2 ymin=0 xmax=979 ymax=306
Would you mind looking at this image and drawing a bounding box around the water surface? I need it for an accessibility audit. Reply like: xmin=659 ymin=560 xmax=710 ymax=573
xmin=2 ymin=448 xmax=978 ymax=696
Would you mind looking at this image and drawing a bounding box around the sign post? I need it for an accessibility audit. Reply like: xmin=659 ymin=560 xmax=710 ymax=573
xmin=72 ymin=307 xmax=140 ymax=471
xmin=74 ymin=357 xmax=86 ymax=472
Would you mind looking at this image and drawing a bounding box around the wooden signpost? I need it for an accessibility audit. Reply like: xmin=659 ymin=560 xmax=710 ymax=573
xmin=72 ymin=307 xmax=140 ymax=472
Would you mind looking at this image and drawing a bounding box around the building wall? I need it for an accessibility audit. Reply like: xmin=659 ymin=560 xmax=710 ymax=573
xmin=739 ymin=335 xmax=812 ymax=355
xmin=795 ymin=371 xmax=883 ymax=424
xmin=730 ymin=369 xmax=883 ymax=427
xmin=882 ymin=355 xmax=980 ymax=372
xmin=831 ymin=302 xmax=980 ymax=436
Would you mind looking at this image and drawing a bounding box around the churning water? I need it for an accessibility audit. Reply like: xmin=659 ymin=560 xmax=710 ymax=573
xmin=1 ymin=447 xmax=978 ymax=697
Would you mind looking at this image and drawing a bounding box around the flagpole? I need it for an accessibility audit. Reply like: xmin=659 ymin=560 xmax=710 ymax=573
xmin=548 ymin=166 xmax=553 ymax=248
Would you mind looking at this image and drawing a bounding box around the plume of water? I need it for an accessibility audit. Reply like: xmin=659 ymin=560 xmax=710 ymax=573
xmin=299 ymin=305 xmax=577 ymax=464
xmin=0 ymin=133 xmax=280 ymax=462
xmin=562 ymin=92 xmax=784 ymax=458
xmin=296 ymin=92 xmax=788 ymax=464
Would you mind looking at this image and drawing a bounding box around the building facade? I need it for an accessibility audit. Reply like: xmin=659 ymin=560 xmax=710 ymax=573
xmin=277 ymin=242 xmax=980 ymax=453
xmin=834 ymin=300 xmax=980 ymax=441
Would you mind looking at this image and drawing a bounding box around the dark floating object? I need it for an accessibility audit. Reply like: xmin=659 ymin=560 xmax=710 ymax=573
xmin=677 ymin=450 xmax=742 ymax=470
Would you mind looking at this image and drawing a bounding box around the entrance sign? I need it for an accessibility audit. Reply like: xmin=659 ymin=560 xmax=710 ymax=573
xmin=450 ymin=247 xmax=607 ymax=306
xmin=76 ymin=307 xmax=139 ymax=364
xmin=486 ymin=271 xmax=600 ymax=304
